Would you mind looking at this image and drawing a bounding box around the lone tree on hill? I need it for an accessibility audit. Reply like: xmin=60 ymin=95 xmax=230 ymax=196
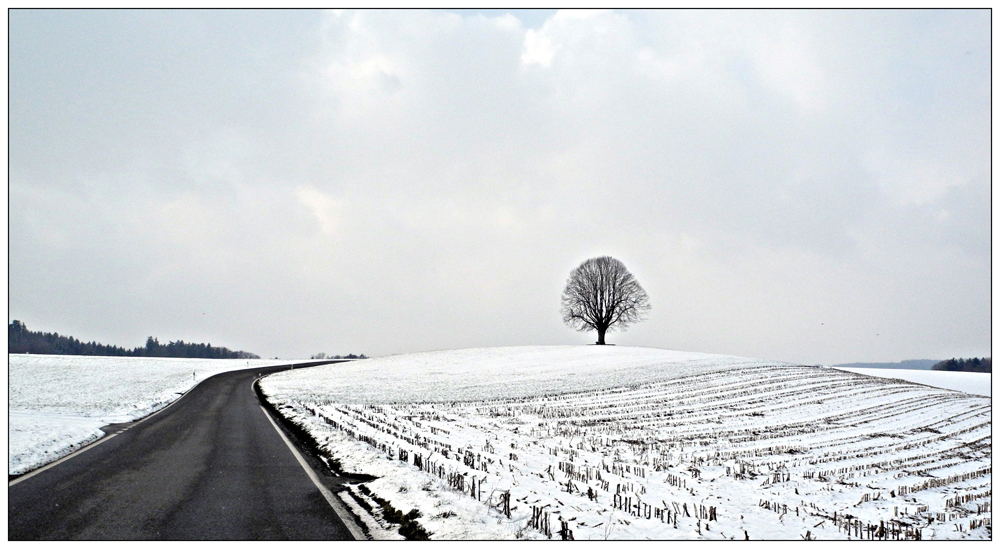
xmin=561 ymin=256 xmax=651 ymax=345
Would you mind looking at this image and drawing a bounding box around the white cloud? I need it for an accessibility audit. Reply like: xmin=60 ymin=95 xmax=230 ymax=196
xmin=296 ymin=186 xmax=343 ymax=237
xmin=749 ymin=23 xmax=827 ymax=111
xmin=521 ymin=29 xmax=554 ymax=67
xmin=8 ymin=9 xmax=990 ymax=363
xmin=553 ymin=9 xmax=612 ymax=21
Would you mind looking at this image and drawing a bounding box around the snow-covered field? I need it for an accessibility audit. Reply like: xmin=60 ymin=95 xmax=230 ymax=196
xmin=261 ymin=346 xmax=992 ymax=540
xmin=835 ymin=367 xmax=991 ymax=397
xmin=8 ymin=354 xmax=294 ymax=475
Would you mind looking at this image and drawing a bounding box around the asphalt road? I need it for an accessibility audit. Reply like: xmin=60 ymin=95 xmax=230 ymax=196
xmin=8 ymin=362 xmax=361 ymax=540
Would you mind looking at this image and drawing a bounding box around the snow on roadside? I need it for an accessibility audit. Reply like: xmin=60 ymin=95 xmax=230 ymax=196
xmin=834 ymin=367 xmax=991 ymax=397
xmin=303 ymin=422 xmax=528 ymax=540
xmin=8 ymin=354 xmax=295 ymax=475
xmin=261 ymin=346 xmax=991 ymax=541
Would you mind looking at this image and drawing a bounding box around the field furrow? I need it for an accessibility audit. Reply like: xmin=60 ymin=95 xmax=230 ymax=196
xmin=262 ymin=347 xmax=991 ymax=540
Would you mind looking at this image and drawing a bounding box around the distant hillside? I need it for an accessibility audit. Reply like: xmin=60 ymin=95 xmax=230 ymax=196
xmin=829 ymin=359 xmax=939 ymax=370
xmin=8 ymin=320 xmax=259 ymax=359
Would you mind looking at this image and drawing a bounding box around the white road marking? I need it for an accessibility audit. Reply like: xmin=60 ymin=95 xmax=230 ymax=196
xmin=8 ymin=430 xmax=120 ymax=487
xmin=259 ymin=403 xmax=366 ymax=540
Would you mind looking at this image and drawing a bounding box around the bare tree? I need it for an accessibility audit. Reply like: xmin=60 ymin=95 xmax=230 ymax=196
xmin=561 ymin=256 xmax=651 ymax=345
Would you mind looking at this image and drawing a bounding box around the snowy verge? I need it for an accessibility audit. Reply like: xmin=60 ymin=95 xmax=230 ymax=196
xmin=9 ymin=354 xmax=298 ymax=475
xmin=271 ymin=406 xmax=544 ymax=540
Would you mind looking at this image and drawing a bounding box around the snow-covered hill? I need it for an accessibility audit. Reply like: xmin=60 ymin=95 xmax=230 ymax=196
xmin=261 ymin=346 xmax=782 ymax=404
xmin=261 ymin=346 xmax=991 ymax=540
xmin=834 ymin=367 xmax=990 ymax=397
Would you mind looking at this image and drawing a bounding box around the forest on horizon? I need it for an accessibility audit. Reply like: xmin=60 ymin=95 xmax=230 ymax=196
xmin=8 ymin=320 xmax=260 ymax=359
xmin=932 ymin=357 xmax=991 ymax=373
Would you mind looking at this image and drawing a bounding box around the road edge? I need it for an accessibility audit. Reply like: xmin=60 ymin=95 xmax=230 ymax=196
xmin=9 ymin=360 xmax=346 ymax=485
xmin=257 ymin=396 xmax=368 ymax=540
xmin=8 ymin=375 xmax=212 ymax=487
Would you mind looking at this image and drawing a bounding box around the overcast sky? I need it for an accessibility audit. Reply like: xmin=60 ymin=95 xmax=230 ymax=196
xmin=8 ymin=9 xmax=991 ymax=364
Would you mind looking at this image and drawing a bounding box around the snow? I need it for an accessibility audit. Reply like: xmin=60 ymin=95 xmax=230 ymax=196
xmin=835 ymin=367 xmax=991 ymax=397
xmin=8 ymin=354 xmax=294 ymax=475
xmin=261 ymin=346 xmax=992 ymax=541
xmin=261 ymin=345 xmax=781 ymax=404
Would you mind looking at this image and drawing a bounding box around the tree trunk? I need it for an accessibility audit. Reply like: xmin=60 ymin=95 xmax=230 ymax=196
xmin=596 ymin=327 xmax=607 ymax=345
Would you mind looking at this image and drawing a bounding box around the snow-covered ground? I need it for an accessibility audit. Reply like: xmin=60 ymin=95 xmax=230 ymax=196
xmin=261 ymin=346 xmax=992 ymax=540
xmin=835 ymin=367 xmax=991 ymax=397
xmin=8 ymin=354 xmax=294 ymax=475
xmin=262 ymin=346 xmax=780 ymax=405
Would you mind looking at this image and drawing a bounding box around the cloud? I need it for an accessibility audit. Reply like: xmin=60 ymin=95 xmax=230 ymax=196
xmin=522 ymin=29 xmax=555 ymax=67
xmin=8 ymin=9 xmax=990 ymax=363
xmin=296 ymin=186 xmax=343 ymax=237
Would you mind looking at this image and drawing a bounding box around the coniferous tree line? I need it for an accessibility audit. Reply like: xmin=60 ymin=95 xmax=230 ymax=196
xmin=931 ymin=357 xmax=991 ymax=373
xmin=8 ymin=320 xmax=259 ymax=359
xmin=310 ymin=352 xmax=367 ymax=359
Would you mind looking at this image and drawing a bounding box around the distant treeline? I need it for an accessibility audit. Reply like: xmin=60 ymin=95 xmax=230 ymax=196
xmin=311 ymin=352 xmax=367 ymax=360
xmin=8 ymin=320 xmax=259 ymax=359
xmin=830 ymin=359 xmax=938 ymax=371
xmin=932 ymin=357 xmax=991 ymax=373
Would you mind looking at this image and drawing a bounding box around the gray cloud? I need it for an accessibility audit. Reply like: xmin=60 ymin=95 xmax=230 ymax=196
xmin=8 ymin=9 xmax=990 ymax=364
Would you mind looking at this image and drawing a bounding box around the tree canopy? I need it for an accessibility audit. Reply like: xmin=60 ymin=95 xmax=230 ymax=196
xmin=560 ymin=256 xmax=651 ymax=345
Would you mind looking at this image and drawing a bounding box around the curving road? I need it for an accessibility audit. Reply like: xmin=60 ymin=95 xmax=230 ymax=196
xmin=8 ymin=362 xmax=363 ymax=540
